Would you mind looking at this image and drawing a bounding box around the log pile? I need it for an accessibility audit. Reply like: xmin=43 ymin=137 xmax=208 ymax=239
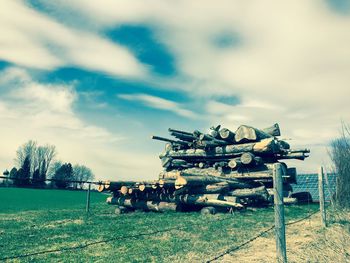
xmin=100 ymin=123 xmax=310 ymax=214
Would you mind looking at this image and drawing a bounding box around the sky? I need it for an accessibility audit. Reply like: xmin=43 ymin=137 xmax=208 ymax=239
xmin=0 ymin=0 xmax=349 ymax=180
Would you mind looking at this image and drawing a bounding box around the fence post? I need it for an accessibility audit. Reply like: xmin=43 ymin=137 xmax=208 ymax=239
xmin=318 ymin=167 xmax=327 ymax=227
xmin=86 ymin=183 xmax=91 ymax=214
xmin=273 ymin=163 xmax=287 ymax=263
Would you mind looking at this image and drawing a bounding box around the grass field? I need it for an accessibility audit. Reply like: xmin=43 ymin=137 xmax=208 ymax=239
xmin=0 ymin=187 xmax=319 ymax=262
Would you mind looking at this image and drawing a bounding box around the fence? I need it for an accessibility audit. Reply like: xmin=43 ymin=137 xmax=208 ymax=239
xmin=291 ymin=172 xmax=336 ymax=202
xmin=0 ymin=166 xmax=339 ymax=262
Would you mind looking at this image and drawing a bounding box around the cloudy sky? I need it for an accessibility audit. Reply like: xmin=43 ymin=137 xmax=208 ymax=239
xmin=0 ymin=0 xmax=349 ymax=180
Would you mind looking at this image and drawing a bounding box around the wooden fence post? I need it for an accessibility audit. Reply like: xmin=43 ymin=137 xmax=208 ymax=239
xmin=273 ymin=163 xmax=287 ymax=263
xmin=318 ymin=167 xmax=327 ymax=227
xmin=86 ymin=183 xmax=91 ymax=214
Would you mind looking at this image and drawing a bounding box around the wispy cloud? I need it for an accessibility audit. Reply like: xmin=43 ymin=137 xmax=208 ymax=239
xmin=118 ymin=93 xmax=198 ymax=119
xmin=0 ymin=67 xmax=159 ymax=180
xmin=0 ymin=0 xmax=147 ymax=77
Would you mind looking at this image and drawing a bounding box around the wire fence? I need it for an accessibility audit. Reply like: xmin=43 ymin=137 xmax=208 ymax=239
xmin=0 ymin=169 xmax=339 ymax=262
xmin=291 ymin=173 xmax=336 ymax=202
xmin=0 ymin=208 xmax=321 ymax=262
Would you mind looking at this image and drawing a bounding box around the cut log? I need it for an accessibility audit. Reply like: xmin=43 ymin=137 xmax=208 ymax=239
xmin=283 ymin=197 xmax=298 ymax=205
xmin=184 ymin=182 xmax=230 ymax=194
xmin=104 ymin=181 xmax=137 ymax=191
xmin=227 ymin=186 xmax=269 ymax=201
xmin=175 ymin=175 xmax=225 ymax=189
xmin=174 ymin=173 xmax=255 ymax=190
xmin=159 ymin=170 xmax=181 ymax=179
xmin=262 ymin=123 xmax=281 ymax=137
xmin=139 ymin=184 xmax=153 ymax=192
xmin=201 ymin=206 xmax=217 ymax=215
xmin=219 ymin=128 xmax=235 ymax=142
xmin=165 ymin=138 xmax=278 ymax=159
xmin=128 ymin=187 xmax=140 ymax=195
xmin=168 ymin=128 xmax=193 ymax=136
xmin=158 ymin=179 xmax=175 ymax=188
xmin=180 ymin=167 xmax=223 ymax=177
xmin=240 ymin=153 xmax=265 ymax=166
xmin=120 ymin=186 xmax=129 ymax=195
xmin=198 ymin=162 xmax=205 ymax=168
xmin=277 ymin=152 xmax=309 ymax=160
xmin=114 ymin=206 xmax=130 ymax=214
xmin=240 ymin=152 xmax=255 ymax=165
xmin=176 ymin=194 xmax=244 ymax=209
xmin=234 ymin=125 xmax=272 ymax=143
xmin=194 ymin=130 xmax=227 ymax=145
xmin=228 ymin=158 xmax=242 ymax=169
xmin=170 ymin=131 xmax=196 ymax=142
xmin=97 ymin=184 xmax=105 ymax=192
xmin=108 ymin=197 xmax=180 ymax=212
xmin=151 ymin=135 xmax=189 ymax=146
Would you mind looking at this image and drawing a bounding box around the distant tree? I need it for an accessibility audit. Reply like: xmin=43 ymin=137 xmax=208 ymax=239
xmin=36 ymin=145 xmax=56 ymax=184
xmin=32 ymin=168 xmax=41 ymax=187
xmin=15 ymin=141 xmax=56 ymax=186
xmin=47 ymin=161 xmax=63 ymax=179
xmin=9 ymin=167 xmax=17 ymax=178
xmin=73 ymin=164 xmax=95 ymax=189
xmin=52 ymin=163 xmax=73 ymax=189
xmin=14 ymin=168 xmax=24 ymax=186
xmin=15 ymin=140 xmax=37 ymax=175
xmin=20 ymin=155 xmax=31 ymax=186
xmin=2 ymin=169 xmax=10 ymax=186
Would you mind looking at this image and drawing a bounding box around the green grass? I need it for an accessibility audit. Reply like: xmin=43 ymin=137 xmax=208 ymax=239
xmin=0 ymin=187 xmax=106 ymax=212
xmin=0 ymin=187 xmax=319 ymax=262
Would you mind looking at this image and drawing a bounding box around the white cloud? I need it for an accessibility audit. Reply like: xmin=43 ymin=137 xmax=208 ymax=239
xmin=2 ymin=0 xmax=350 ymax=173
xmin=118 ymin=93 xmax=198 ymax=119
xmin=0 ymin=67 xmax=157 ymax=180
xmin=0 ymin=0 xmax=147 ymax=77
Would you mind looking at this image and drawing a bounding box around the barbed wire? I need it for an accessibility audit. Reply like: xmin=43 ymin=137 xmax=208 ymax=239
xmin=0 ymin=208 xmax=320 ymax=262
xmin=0 ymin=175 xmax=101 ymax=185
xmin=0 ymin=214 xmax=235 ymax=261
xmin=206 ymin=209 xmax=320 ymax=262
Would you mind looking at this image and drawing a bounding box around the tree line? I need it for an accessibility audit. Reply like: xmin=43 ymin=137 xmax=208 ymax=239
xmin=2 ymin=140 xmax=94 ymax=189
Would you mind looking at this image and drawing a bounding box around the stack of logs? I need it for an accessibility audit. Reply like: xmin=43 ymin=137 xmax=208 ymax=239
xmin=99 ymin=123 xmax=310 ymax=214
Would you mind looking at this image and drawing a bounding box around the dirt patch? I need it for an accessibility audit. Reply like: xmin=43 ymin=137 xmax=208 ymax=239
xmin=220 ymin=213 xmax=350 ymax=263
xmin=43 ymin=219 xmax=84 ymax=229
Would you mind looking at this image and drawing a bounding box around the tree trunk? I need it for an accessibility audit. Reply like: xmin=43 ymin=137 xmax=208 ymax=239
xmin=176 ymin=194 xmax=244 ymax=209
xmin=175 ymin=175 xmax=225 ymax=189
xmin=234 ymin=125 xmax=272 ymax=143
xmin=227 ymin=186 xmax=269 ymax=201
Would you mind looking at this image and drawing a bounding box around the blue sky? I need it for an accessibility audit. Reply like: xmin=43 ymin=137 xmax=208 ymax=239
xmin=0 ymin=0 xmax=349 ymax=180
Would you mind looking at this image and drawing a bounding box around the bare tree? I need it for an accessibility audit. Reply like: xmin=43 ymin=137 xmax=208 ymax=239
xmin=73 ymin=164 xmax=95 ymax=189
xmin=329 ymin=122 xmax=350 ymax=208
xmin=15 ymin=140 xmax=37 ymax=174
xmin=37 ymin=144 xmax=56 ymax=181
xmin=15 ymin=141 xmax=57 ymax=185
xmin=47 ymin=160 xmax=63 ymax=179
